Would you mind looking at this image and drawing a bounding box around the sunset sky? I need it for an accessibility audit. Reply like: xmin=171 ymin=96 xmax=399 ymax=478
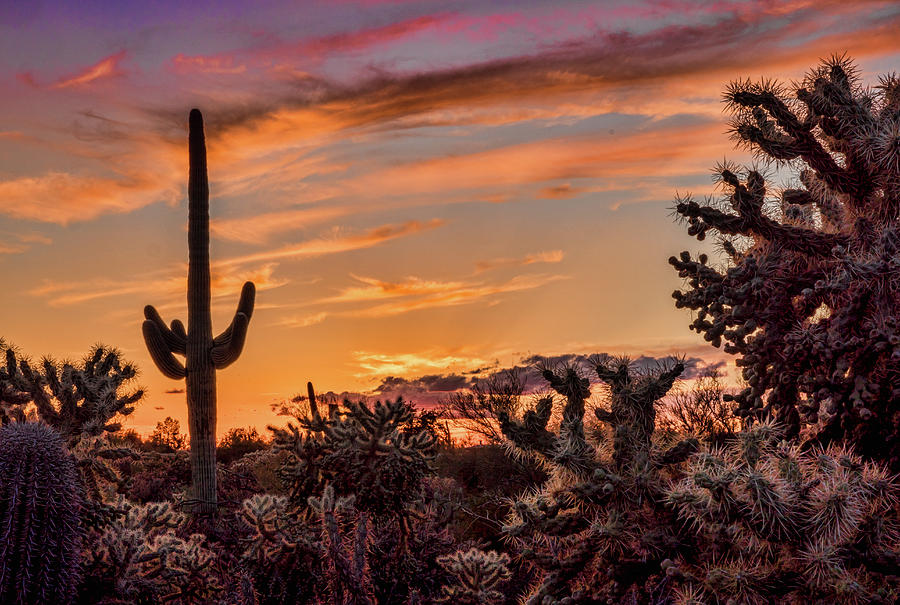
xmin=1 ymin=0 xmax=899 ymax=437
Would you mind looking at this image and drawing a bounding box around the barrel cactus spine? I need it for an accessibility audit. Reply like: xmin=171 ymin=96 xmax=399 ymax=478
xmin=142 ymin=109 xmax=256 ymax=514
xmin=0 ymin=422 xmax=84 ymax=604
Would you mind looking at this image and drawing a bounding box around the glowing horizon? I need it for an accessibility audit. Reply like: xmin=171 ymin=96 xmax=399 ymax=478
xmin=1 ymin=1 xmax=899 ymax=436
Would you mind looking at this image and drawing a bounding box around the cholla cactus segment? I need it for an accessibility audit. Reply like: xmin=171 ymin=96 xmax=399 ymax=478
xmin=0 ymin=422 xmax=83 ymax=605
xmin=669 ymin=55 xmax=900 ymax=467
xmin=437 ymin=548 xmax=511 ymax=604
xmin=667 ymin=430 xmax=900 ymax=603
xmin=499 ymin=355 xmax=693 ymax=603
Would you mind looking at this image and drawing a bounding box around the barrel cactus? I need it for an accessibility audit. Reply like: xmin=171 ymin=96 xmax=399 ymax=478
xmin=0 ymin=422 xmax=83 ymax=604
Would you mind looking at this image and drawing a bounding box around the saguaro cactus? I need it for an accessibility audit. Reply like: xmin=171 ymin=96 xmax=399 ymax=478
xmin=142 ymin=109 xmax=255 ymax=514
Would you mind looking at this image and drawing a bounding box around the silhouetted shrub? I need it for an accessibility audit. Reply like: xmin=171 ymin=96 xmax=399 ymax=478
xmin=218 ymin=426 xmax=268 ymax=465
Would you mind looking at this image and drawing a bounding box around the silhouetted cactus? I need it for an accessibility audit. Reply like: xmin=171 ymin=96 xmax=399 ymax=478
xmin=666 ymin=422 xmax=900 ymax=603
xmin=142 ymin=109 xmax=256 ymax=514
xmin=669 ymin=55 xmax=900 ymax=467
xmin=498 ymin=356 xmax=697 ymax=603
xmin=0 ymin=422 xmax=83 ymax=605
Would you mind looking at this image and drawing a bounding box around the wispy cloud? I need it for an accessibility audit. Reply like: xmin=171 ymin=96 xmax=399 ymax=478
xmin=211 ymin=205 xmax=349 ymax=243
xmin=353 ymin=350 xmax=492 ymax=378
xmin=29 ymin=263 xmax=286 ymax=307
xmin=218 ymin=219 xmax=445 ymax=266
xmin=279 ymin=271 xmax=568 ymax=326
xmin=475 ymin=250 xmax=564 ymax=273
xmin=28 ymin=50 xmax=129 ymax=89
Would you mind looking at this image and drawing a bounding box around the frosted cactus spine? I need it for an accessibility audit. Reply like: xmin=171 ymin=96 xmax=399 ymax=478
xmin=142 ymin=109 xmax=255 ymax=514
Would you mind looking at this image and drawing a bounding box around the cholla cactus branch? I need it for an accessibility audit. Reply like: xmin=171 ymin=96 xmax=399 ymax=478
xmin=666 ymin=427 xmax=900 ymax=602
xmin=438 ymin=548 xmax=511 ymax=604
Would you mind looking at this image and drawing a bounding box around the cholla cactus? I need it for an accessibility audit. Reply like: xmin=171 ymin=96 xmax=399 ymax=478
xmin=437 ymin=548 xmax=511 ymax=604
xmin=82 ymin=499 xmax=222 ymax=603
xmin=0 ymin=341 xmax=142 ymax=444
xmin=499 ymin=356 xmax=697 ymax=603
xmin=238 ymin=493 xmax=324 ymax=604
xmin=666 ymin=422 xmax=900 ymax=603
xmin=669 ymin=55 xmax=900 ymax=467
xmin=0 ymin=342 xmax=142 ymax=503
xmin=271 ymin=382 xmax=436 ymax=516
xmin=0 ymin=422 xmax=83 ymax=605
xmin=309 ymin=486 xmax=374 ymax=605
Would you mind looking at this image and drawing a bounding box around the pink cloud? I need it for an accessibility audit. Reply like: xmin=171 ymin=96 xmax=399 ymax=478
xmin=51 ymin=51 xmax=127 ymax=89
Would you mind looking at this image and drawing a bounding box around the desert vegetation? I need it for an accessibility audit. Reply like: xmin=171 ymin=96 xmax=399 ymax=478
xmin=1 ymin=55 xmax=899 ymax=603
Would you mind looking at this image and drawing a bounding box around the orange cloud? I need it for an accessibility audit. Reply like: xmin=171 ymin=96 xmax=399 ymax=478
xmin=29 ymin=262 xmax=286 ymax=307
xmin=352 ymin=350 xmax=492 ymax=378
xmin=319 ymin=274 xmax=471 ymax=304
xmin=350 ymin=273 xmax=568 ymax=318
xmin=52 ymin=51 xmax=127 ymax=89
xmin=171 ymin=53 xmax=246 ymax=74
xmin=475 ymin=250 xmax=564 ymax=273
xmin=211 ymin=205 xmax=349 ymax=243
xmin=0 ymin=170 xmax=174 ymax=224
xmin=218 ymin=219 xmax=445 ymax=266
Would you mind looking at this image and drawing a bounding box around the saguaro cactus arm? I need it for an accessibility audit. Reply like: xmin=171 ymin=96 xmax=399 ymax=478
xmin=143 ymin=320 xmax=187 ymax=379
xmin=144 ymin=304 xmax=187 ymax=354
xmin=211 ymin=281 xmax=255 ymax=369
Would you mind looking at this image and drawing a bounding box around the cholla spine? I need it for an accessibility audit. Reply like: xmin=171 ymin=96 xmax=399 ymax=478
xmin=0 ymin=422 xmax=83 ymax=605
xmin=83 ymin=499 xmax=222 ymax=603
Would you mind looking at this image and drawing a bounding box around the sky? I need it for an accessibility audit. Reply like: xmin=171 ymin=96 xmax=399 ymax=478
xmin=1 ymin=0 xmax=899 ymax=437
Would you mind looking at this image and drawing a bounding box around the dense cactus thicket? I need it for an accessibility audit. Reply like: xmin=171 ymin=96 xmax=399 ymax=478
xmin=80 ymin=500 xmax=221 ymax=604
xmin=667 ymin=422 xmax=900 ymax=603
xmin=669 ymin=56 xmax=900 ymax=467
xmin=242 ymin=383 xmax=455 ymax=603
xmin=498 ymin=356 xmax=698 ymax=603
xmin=142 ymin=109 xmax=256 ymax=514
xmin=270 ymin=382 xmax=436 ymax=515
xmin=0 ymin=422 xmax=84 ymax=605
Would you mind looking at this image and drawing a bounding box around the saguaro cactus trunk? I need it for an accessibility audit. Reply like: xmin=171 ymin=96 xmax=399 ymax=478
xmin=142 ymin=109 xmax=255 ymax=514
